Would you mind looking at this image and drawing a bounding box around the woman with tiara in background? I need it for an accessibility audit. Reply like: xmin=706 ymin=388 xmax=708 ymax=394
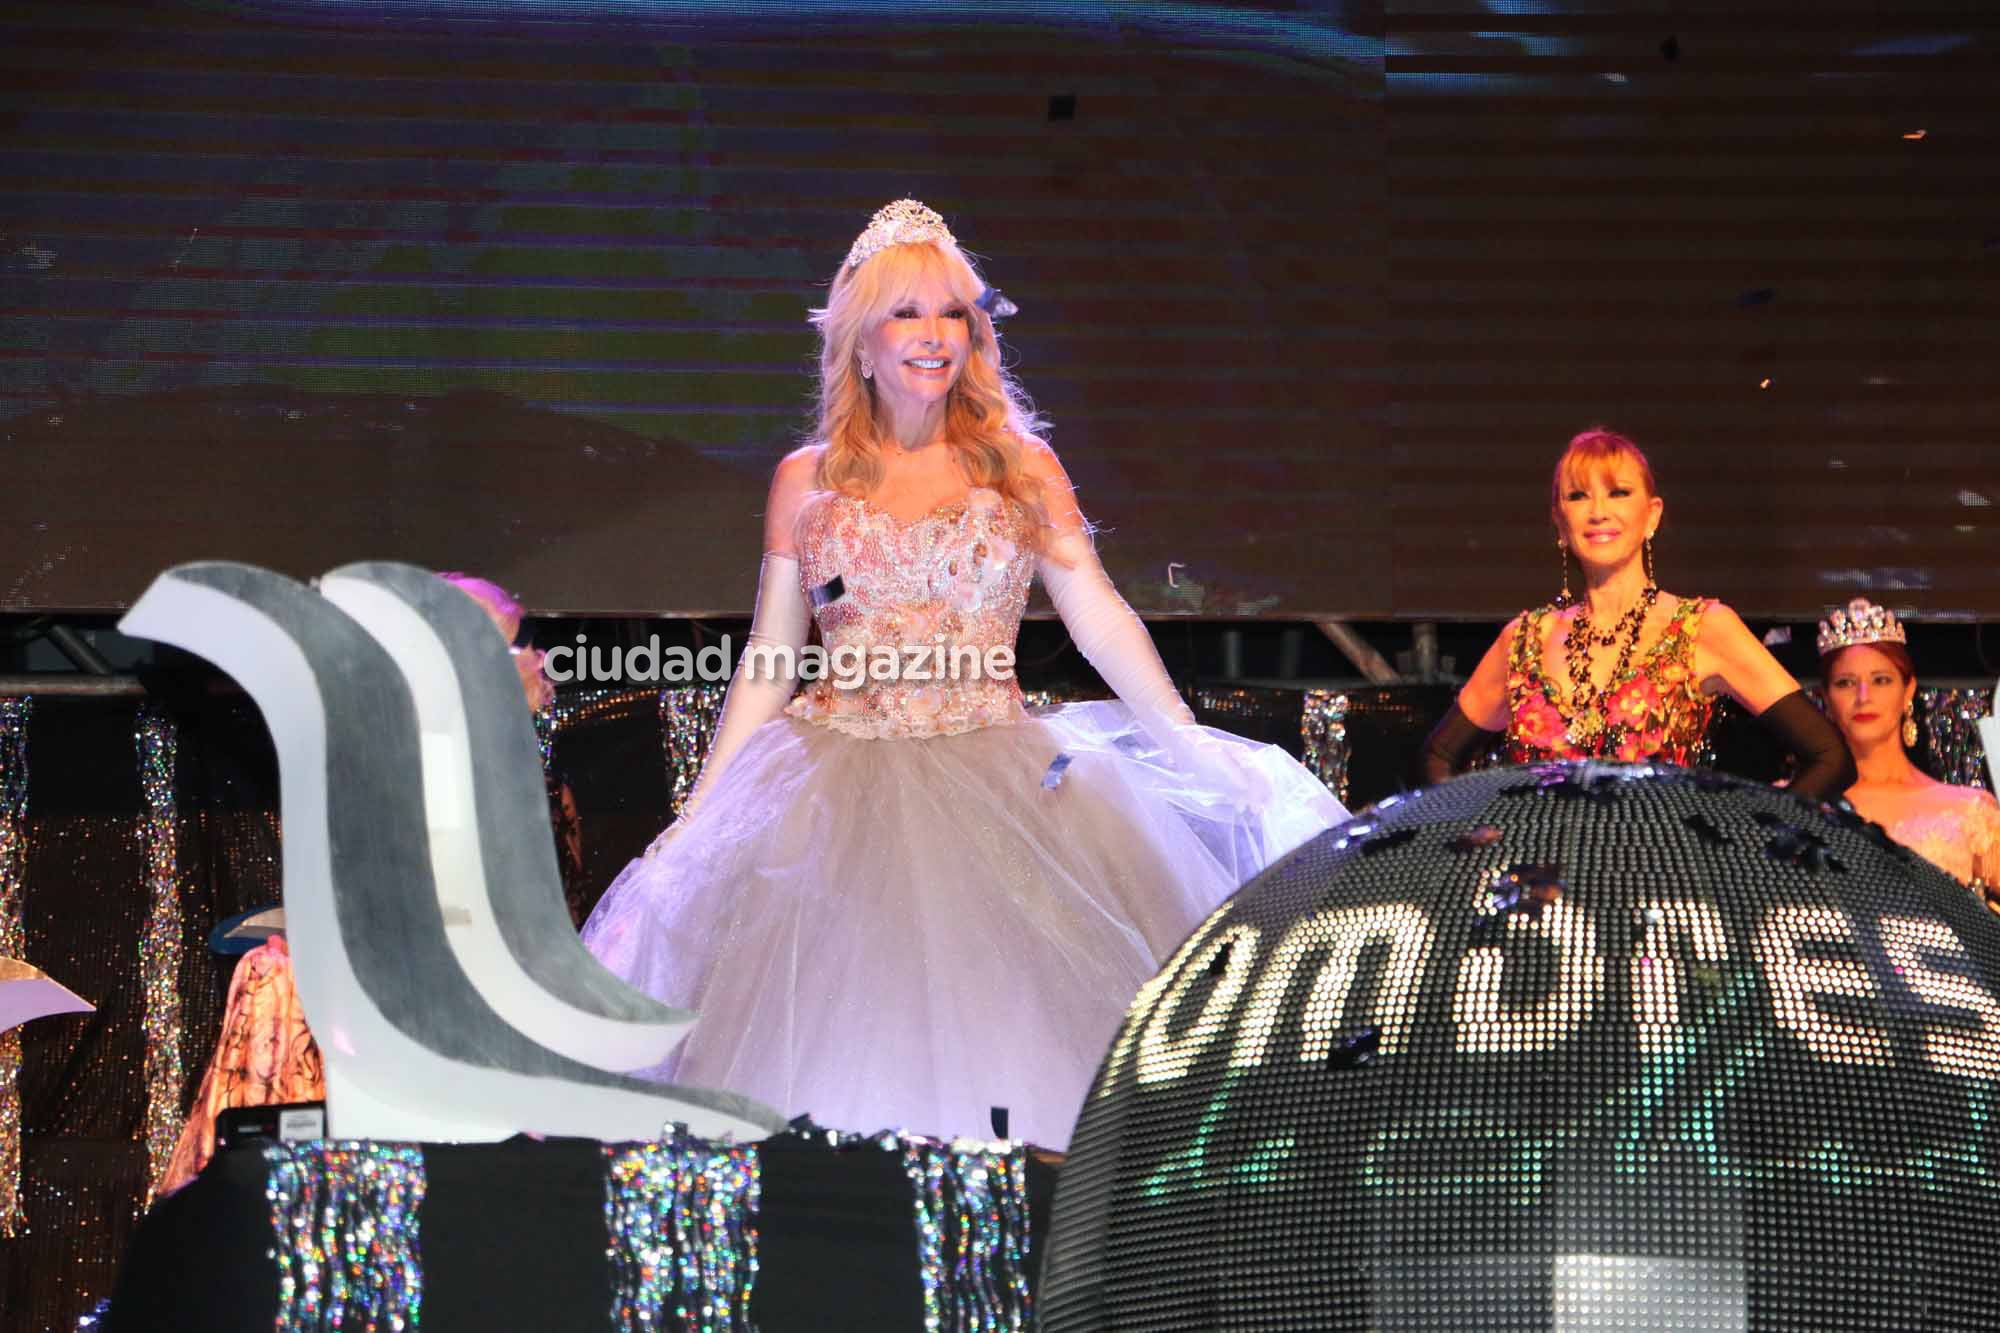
xmin=1419 ymin=427 xmax=1855 ymax=800
xmin=582 ymin=200 xmax=1346 ymax=1148
xmin=1817 ymin=596 xmax=2000 ymax=893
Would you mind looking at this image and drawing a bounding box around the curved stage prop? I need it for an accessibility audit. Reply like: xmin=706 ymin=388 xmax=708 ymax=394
xmin=104 ymin=561 xmax=1046 ymax=1332
xmin=119 ymin=561 xmax=776 ymax=1144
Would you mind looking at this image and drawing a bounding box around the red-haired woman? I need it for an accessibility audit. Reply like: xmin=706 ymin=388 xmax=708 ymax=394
xmin=1818 ymin=598 xmax=2000 ymax=890
xmin=1421 ymin=428 xmax=1854 ymax=800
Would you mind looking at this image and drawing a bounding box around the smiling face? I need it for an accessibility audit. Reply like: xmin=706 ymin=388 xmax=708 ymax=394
xmin=1823 ymin=643 xmax=1916 ymax=752
xmin=1553 ymin=452 xmax=1664 ymax=575
xmin=859 ymin=258 xmax=973 ymax=419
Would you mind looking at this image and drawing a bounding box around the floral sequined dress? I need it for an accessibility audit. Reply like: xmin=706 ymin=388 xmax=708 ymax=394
xmin=1504 ymin=597 xmax=1716 ymax=763
xmin=582 ymin=487 xmax=1346 ymax=1147
xmin=1880 ymin=784 xmax=2000 ymax=889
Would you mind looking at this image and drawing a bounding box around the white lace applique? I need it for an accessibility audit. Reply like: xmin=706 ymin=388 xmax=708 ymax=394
xmin=786 ymin=488 xmax=1036 ymax=740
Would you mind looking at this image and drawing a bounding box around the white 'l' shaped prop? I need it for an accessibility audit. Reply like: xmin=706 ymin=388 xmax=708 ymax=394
xmin=318 ymin=562 xmax=692 ymax=1072
xmin=120 ymin=562 xmax=780 ymax=1144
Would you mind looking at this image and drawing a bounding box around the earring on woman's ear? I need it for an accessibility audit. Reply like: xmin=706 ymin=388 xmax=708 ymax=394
xmin=1557 ymin=537 xmax=1572 ymax=607
xmin=1903 ymin=698 xmax=1919 ymax=750
xmin=1643 ymin=534 xmax=1657 ymax=588
xmin=859 ymin=358 xmax=874 ymax=380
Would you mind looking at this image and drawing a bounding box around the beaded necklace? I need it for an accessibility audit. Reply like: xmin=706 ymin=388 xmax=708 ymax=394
xmin=1561 ymin=585 xmax=1659 ymax=747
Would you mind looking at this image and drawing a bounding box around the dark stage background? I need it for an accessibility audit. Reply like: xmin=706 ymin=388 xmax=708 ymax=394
xmin=3 ymin=2 xmax=1995 ymax=622
xmin=1387 ymin=2 xmax=2000 ymax=622
xmin=0 ymin=0 xmax=1377 ymax=619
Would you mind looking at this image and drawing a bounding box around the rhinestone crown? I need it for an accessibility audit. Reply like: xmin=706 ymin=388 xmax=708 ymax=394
xmin=844 ymin=199 xmax=956 ymax=272
xmin=1816 ymin=596 xmax=1908 ymax=656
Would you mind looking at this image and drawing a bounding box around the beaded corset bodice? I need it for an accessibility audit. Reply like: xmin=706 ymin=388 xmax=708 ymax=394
xmin=787 ymin=488 xmax=1036 ymax=739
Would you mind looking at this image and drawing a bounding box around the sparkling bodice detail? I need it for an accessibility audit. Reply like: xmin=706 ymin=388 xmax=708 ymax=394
xmin=1882 ymin=786 xmax=2000 ymax=888
xmin=1504 ymin=597 xmax=1716 ymax=765
xmin=787 ymin=488 xmax=1036 ymax=739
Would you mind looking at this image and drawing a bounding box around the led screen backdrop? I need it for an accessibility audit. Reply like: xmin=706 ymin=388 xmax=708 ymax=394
xmin=1386 ymin=3 xmax=2000 ymax=623
xmin=2 ymin=1 xmax=1997 ymax=619
xmin=0 ymin=0 xmax=1379 ymax=616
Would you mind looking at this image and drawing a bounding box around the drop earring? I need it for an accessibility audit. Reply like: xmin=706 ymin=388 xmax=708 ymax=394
xmin=1643 ymin=534 xmax=1657 ymax=588
xmin=1902 ymin=699 xmax=1919 ymax=750
xmin=1557 ymin=538 xmax=1572 ymax=607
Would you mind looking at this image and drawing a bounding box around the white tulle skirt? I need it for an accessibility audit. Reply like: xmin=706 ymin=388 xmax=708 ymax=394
xmin=581 ymin=702 xmax=1346 ymax=1148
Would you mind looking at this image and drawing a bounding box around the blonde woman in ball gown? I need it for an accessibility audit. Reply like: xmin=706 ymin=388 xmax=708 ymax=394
xmin=1817 ymin=597 xmax=2000 ymax=891
xmin=581 ymin=201 xmax=1346 ymax=1149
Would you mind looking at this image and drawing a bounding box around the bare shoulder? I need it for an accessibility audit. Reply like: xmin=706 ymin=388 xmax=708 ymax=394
xmin=1689 ymin=596 xmax=1742 ymax=635
xmin=1474 ymin=611 xmax=1533 ymax=668
xmin=1688 ymin=598 xmax=1760 ymax=664
xmin=773 ymin=443 xmax=824 ymax=488
xmin=763 ymin=444 xmax=825 ymax=552
xmin=1016 ymin=434 xmax=1087 ymax=534
xmin=1016 ymin=434 xmax=1067 ymax=483
xmin=1685 ymin=597 xmax=1799 ymax=711
xmin=769 ymin=444 xmax=824 ymax=506
xmin=1458 ymin=611 xmax=1526 ymax=729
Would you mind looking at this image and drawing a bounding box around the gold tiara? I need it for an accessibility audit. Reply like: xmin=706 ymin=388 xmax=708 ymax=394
xmin=1816 ymin=596 xmax=1908 ymax=656
xmin=843 ymin=199 xmax=955 ymax=272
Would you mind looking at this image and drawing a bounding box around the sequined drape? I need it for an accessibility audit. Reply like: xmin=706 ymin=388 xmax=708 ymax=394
xmin=265 ymin=1141 xmax=426 ymax=1331
xmin=0 ymin=696 xmax=31 ymax=1238
xmin=1302 ymin=689 xmax=1351 ymax=804
xmin=604 ymin=1132 xmax=761 ymax=1332
xmin=134 ymin=706 xmax=184 ymax=1202
xmin=1920 ymin=687 xmax=2000 ymax=788
xmin=901 ymin=1133 xmax=1035 ymax=1332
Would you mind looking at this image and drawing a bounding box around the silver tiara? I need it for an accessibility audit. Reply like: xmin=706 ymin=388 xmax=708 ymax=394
xmin=1816 ymin=596 xmax=1908 ymax=656
xmin=844 ymin=199 xmax=955 ymax=271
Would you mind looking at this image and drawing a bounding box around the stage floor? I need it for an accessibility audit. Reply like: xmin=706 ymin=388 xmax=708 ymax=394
xmin=107 ymin=1131 xmax=1056 ymax=1332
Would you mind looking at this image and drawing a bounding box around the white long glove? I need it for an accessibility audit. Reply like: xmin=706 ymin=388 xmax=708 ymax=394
xmin=1039 ymin=530 xmax=1269 ymax=807
xmin=648 ymin=552 xmax=810 ymax=852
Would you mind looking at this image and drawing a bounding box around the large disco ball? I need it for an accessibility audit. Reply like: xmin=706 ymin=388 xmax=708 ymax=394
xmin=1040 ymin=762 xmax=2000 ymax=1330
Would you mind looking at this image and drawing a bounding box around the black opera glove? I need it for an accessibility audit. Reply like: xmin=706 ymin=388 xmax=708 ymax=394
xmin=1755 ymin=688 xmax=1857 ymax=803
xmin=1417 ymin=701 xmax=1502 ymax=786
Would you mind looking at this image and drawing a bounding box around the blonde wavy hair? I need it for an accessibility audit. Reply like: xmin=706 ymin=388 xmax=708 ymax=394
xmin=810 ymin=237 xmax=1050 ymax=536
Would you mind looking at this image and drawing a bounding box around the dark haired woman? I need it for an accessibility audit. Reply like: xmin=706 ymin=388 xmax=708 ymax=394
xmin=1819 ymin=597 xmax=2000 ymax=890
